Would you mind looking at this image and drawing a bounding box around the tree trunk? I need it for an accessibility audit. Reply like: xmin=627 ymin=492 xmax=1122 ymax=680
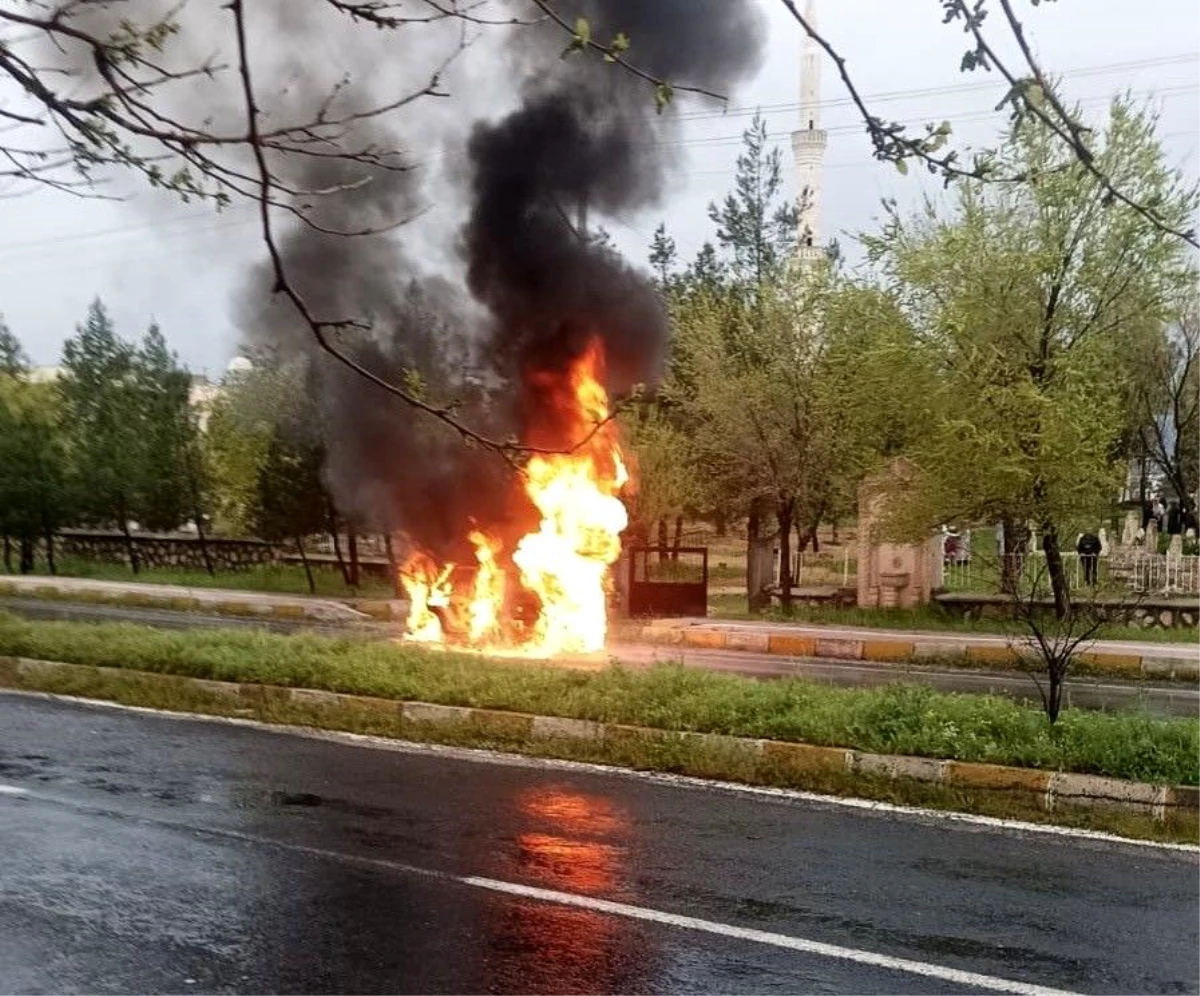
xmin=325 ymin=497 xmax=350 ymax=587
xmin=1045 ymin=661 xmax=1065 ymax=724
xmin=1000 ymin=517 xmax=1027 ymax=595
xmin=656 ymin=517 xmax=668 ymax=565
xmin=1042 ymin=525 xmax=1070 ymax=621
xmin=118 ymin=504 xmax=140 ymax=575
xmin=746 ymin=500 xmax=769 ymax=613
xmin=295 ymin=534 xmax=315 ymax=594
xmin=714 ymin=510 xmax=728 ymax=538
xmin=384 ymin=533 xmax=402 ymax=598
xmin=347 ymin=523 xmax=360 ymax=590
xmin=3 ymin=535 xmax=11 ymax=573
xmin=43 ymin=525 xmax=56 ymax=576
xmin=776 ymin=499 xmax=795 ymax=610
xmin=194 ymin=512 xmax=215 ymax=577
xmin=808 ymin=524 xmax=820 ymax=554
xmin=671 ymin=515 xmax=683 ymax=562
xmin=18 ymin=535 xmax=34 ymax=574
xmin=188 ymin=461 xmax=215 ymax=577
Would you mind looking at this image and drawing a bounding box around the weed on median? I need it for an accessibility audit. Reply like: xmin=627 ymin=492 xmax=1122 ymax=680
xmin=0 ymin=611 xmax=1194 ymax=786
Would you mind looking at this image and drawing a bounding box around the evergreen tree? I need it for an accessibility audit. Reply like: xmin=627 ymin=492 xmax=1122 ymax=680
xmin=707 ymin=113 xmax=800 ymax=289
xmin=648 ymin=223 xmax=678 ymax=290
xmin=134 ymin=322 xmax=196 ymax=532
xmin=0 ymin=316 xmax=28 ymax=376
xmin=60 ymin=299 xmax=144 ymax=570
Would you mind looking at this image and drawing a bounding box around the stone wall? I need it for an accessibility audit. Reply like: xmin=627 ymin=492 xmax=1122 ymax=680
xmin=934 ymin=592 xmax=1198 ymax=630
xmin=54 ymin=530 xmax=280 ymax=572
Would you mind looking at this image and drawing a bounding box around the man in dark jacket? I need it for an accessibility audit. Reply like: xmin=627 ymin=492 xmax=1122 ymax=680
xmin=1077 ymin=532 xmax=1102 ymax=585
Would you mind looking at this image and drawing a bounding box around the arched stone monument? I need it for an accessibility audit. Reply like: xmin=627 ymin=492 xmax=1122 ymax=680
xmin=856 ymin=460 xmax=941 ymax=610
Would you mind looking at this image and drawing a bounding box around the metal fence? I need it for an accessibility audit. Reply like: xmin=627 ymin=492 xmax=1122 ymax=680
xmin=941 ymin=551 xmax=1200 ymax=596
xmin=1111 ymin=552 xmax=1200 ymax=595
xmin=940 ymin=554 xmax=1094 ymax=592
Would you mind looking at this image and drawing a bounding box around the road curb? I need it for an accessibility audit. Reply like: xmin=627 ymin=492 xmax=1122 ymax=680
xmin=613 ymin=621 xmax=1200 ymax=680
xmin=0 ymin=655 xmax=1194 ymax=840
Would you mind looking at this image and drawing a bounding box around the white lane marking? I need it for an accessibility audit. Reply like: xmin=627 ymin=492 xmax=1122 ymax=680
xmin=0 ymin=780 xmax=1078 ymax=996
xmin=1 ymin=687 xmax=1196 ymax=855
xmin=464 ymin=876 xmax=1079 ymax=996
xmin=0 ymin=784 xmax=29 ymax=796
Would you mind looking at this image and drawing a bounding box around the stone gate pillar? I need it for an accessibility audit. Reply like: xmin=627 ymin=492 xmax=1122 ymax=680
xmin=856 ymin=460 xmax=937 ymax=610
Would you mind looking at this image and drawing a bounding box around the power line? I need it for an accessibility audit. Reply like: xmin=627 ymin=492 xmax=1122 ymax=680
xmin=0 ymin=77 xmax=1195 ymax=263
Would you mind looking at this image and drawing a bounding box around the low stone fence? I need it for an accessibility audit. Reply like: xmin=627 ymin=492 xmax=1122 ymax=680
xmin=934 ymin=592 xmax=1198 ymax=630
xmin=54 ymin=530 xmax=280 ymax=572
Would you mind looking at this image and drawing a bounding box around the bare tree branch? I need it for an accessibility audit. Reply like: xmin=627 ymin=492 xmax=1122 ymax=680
xmin=776 ymin=0 xmax=1198 ymax=249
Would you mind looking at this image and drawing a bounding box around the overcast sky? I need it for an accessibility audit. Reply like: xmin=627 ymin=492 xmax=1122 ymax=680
xmin=1 ymin=0 xmax=1196 ymax=376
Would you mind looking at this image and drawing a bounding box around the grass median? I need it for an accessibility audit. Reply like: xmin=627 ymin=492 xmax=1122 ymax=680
xmin=0 ymin=611 xmax=1194 ymax=787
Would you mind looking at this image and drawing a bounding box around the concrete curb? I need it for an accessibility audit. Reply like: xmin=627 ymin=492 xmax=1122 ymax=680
xmin=613 ymin=622 xmax=1200 ymax=680
xmin=0 ymin=655 xmax=1194 ymax=830
xmin=0 ymin=578 xmax=372 ymax=624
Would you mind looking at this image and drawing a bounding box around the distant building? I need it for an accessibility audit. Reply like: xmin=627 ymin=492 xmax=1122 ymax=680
xmin=26 ymin=365 xmax=64 ymax=383
xmin=24 ymin=365 xmax=225 ymax=432
xmin=791 ymin=0 xmax=826 ymax=268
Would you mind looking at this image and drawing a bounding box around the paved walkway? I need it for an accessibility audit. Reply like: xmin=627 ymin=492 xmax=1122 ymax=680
xmin=0 ymin=575 xmax=370 ymax=623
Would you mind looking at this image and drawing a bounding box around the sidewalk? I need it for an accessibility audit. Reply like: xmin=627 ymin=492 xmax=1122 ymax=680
xmin=612 ymin=616 xmax=1200 ymax=678
xmin=0 ymin=575 xmax=373 ymax=623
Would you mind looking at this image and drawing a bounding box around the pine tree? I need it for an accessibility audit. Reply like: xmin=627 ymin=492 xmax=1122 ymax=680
xmin=0 ymin=316 xmax=28 ymax=376
xmin=648 ymin=223 xmax=678 ymax=290
xmin=707 ymin=113 xmax=800 ymax=288
xmin=134 ymin=321 xmax=195 ymax=532
xmin=60 ymin=298 xmax=144 ymax=570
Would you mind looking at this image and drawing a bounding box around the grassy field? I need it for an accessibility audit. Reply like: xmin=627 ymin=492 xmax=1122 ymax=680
xmin=0 ymin=612 xmax=1194 ymax=786
xmin=17 ymin=557 xmax=396 ymax=599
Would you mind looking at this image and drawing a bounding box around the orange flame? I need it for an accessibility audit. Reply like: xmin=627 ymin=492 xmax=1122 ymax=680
xmin=400 ymin=342 xmax=627 ymax=657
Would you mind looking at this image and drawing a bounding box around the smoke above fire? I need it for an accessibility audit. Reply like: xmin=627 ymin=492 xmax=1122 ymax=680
xmin=234 ymin=0 xmax=765 ymax=559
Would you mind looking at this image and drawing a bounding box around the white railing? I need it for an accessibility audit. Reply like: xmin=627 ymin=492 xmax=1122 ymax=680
xmin=941 ymin=553 xmax=1082 ymax=593
xmin=940 ymin=551 xmax=1200 ymax=596
xmin=1111 ymin=552 xmax=1200 ymax=596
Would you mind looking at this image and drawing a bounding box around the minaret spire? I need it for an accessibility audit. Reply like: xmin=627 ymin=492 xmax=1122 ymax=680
xmin=791 ymin=0 xmax=826 ymax=263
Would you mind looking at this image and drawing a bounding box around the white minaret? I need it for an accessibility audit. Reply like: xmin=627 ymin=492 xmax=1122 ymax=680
xmin=791 ymin=0 xmax=826 ymax=264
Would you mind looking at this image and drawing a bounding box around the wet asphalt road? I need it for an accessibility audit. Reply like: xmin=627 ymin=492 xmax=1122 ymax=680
xmin=2 ymin=596 xmax=1195 ymax=717
xmin=0 ymin=694 xmax=1196 ymax=995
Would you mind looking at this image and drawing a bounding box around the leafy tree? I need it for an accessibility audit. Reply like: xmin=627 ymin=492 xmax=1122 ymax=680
xmin=254 ymin=427 xmax=327 ymax=593
xmin=620 ymin=404 xmax=700 ymax=553
xmin=60 ymin=299 xmax=144 ymax=570
xmin=669 ymin=269 xmax=859 ymax=606
xmin=865 ymin=98 xmax=1197 ymax=629
xmin=204 ymin=361 xmax=303 ymax=535
xmin=0 ymin=379 xmax=71 ymax=573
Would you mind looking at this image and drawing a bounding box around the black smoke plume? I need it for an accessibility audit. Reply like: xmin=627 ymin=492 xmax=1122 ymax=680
xmin=238 ymin=0 xmax=764 ymax=555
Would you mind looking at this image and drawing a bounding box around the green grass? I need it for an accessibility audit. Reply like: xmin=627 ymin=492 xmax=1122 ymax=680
xmin=0 ymin=612 xmax=1194 ymax=786
xmin=18 ymin=557 xmax=396 ymax=600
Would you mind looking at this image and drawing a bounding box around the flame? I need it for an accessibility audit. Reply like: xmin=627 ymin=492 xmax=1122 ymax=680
xmin=467 ymin=529 xmax=505 ymax=644
xmin=399 ymin=552 xmax=453 ymax=643
xmin=400 ymin=341 xmax=627 ymax=657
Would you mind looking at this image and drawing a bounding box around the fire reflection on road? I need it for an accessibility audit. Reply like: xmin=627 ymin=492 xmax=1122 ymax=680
xmin=478 ymin=785 xmax=653 ymax=994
